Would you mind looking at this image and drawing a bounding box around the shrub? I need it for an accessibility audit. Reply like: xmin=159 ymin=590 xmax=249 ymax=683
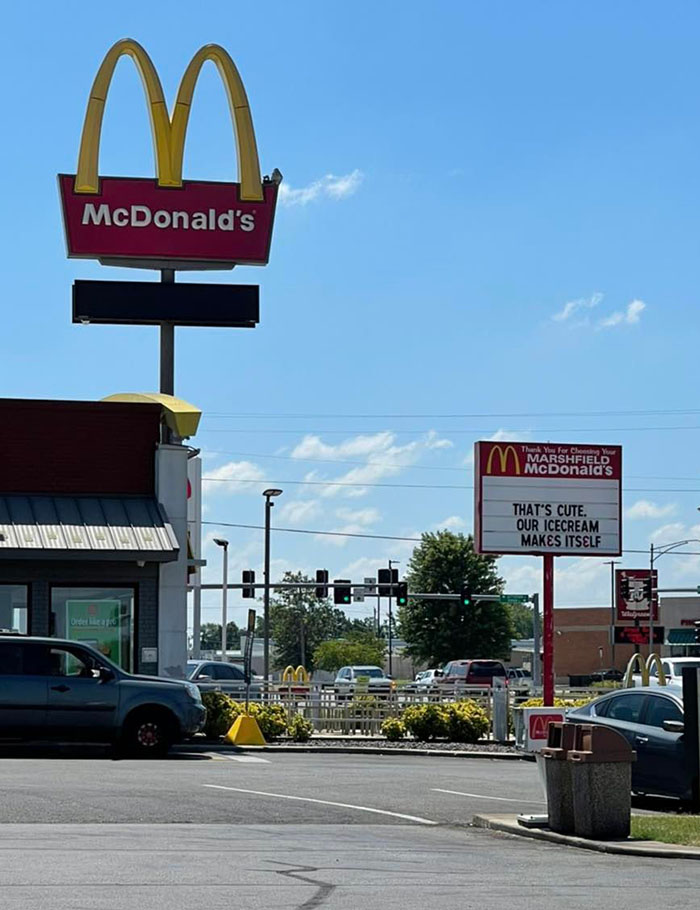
xmin=288 ymin=714 xmax=313 ymax=742
xmin=518 ymin=697 xmax=592 ymax=709
xmin=402 ymin=703 xmax=450 ymax=741
xmin=200 ymin=691 xmax=243 ymax=739
xmin=249 ymin=702 xmax=288 ymax=740
xmin=381 ymin=717 xmax=406 ymax=741
xmin=445 ymin=700 xmax=489 ymax=743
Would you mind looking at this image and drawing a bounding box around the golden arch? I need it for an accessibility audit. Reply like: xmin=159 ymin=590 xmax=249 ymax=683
xmin=646 ymin=652 xmax=667 ymax=686
xmin=486 ymin=444 xmax=521 ymax=475
xmin=75 ymin=38 xmax=263 ymax=201
xmin=281 ymin=665 xmax=309 ymax=684
xmin=624 ymin=651 xmax=649 ymax=687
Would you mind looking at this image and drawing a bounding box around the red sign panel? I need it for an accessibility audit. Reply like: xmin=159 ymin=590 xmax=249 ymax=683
xmin=616 ymin=569 xmax=659 ymax=622
xmin=529 ymin=713 xmax=563 ymax=740
xmin=59 ymin=175 xmax=278 ymax=267
xmin=614 ymin=626 xmax=664 ymax=645
xmin=476 ymin=441 xmax=622 ymax=480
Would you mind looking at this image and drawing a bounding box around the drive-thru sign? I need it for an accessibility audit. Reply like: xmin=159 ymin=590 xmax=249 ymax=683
xmin=474 ymin=441 xmax=622 ymax=557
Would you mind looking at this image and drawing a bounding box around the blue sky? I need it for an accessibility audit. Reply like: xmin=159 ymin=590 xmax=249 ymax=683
xmin=3 ymin=1 xmax=700 ymax=629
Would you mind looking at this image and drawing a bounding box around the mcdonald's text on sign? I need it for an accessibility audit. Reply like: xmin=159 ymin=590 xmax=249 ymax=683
xmin=474 ymin=441 xmax=622 ymax=557
xmin=59 ymin=39 xmax=278 ymax=269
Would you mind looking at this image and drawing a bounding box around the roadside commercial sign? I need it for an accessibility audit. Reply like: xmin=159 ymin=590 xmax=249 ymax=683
xmin=474 ymin=441 xmax=622 ymax=556
xmin=59 ymin=39 xmax=279 ymax=269
xmin=615 ymin=569 xmax=659 ymax=622
xmin=614 ymin=626 xmax=664 ymax=645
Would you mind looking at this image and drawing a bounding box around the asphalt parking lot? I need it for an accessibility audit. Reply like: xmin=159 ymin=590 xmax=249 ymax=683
xmin=1 ymin=749 xmax=698 ymax=910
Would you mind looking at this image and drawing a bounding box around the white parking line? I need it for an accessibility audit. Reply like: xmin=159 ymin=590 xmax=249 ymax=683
xmin=218 ymin=754 xmax=270 ymax=764
xmin=204 ymin=784 xmax=438 ymax=825
xmin=432 ymin=788 xmax=545 ymax=804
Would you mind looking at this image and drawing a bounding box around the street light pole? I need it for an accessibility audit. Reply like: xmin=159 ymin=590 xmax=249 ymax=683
xmin=262 ymin=488 xmax=283 ymax=682
xmin=213 ymin=538 xmax=229 ymax=660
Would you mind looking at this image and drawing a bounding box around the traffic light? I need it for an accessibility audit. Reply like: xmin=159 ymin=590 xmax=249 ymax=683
xmin=620 ymin=575 xmax=630 ymax=600
xmin=642 ymin=575 xmax=653 ymax=601
xmin=694 ymin=620 xmax=700 ymax=644
xmin=378 ymin=568 xmax=398 ymax=597
xmin=242 ymin=570 xmax=255 ymax=598
xmin=334 ymin=579 xmax=352 ymax=605
xmin=396 ymin=582 xmax=408 ymax=606
xmin=461 ymin=585 xmax=472 ymax=608
xmin=315 ymin=569 xmax=329 ymax=599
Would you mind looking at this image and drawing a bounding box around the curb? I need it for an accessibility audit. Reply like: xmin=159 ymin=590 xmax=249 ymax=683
xmin=472 ymin=814 xmax=700 ymax=860
xmin=178 ymin=743 xmax=525 ymax=760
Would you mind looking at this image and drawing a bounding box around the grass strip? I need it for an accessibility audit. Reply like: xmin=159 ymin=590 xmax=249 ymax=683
xmin=631 ymin=815 xmax=700 ymax=847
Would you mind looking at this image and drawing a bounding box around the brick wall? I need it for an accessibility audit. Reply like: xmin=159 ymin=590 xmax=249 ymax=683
xmin=0 ymin=398 xmax=160 ymax=495
xmin=554 ymin=607 xmax=637 ymax=679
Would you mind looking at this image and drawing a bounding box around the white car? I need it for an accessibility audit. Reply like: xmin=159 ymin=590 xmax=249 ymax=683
xmin=410 ymin=668 xmax=442 ymax=691
xmin=637 ymin=657 xmax=700 ymax=687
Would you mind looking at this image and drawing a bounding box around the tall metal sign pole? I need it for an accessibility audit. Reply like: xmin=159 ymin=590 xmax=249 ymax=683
xmin=474 ymin=441 xmax=622 ymax=707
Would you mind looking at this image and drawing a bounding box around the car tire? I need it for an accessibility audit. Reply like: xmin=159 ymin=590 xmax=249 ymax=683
xmin=120 ymin=709 xmax=175 ymax=758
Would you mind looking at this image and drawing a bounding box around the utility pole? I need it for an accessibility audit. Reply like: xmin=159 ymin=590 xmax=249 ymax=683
xmin=604 ymin=560 xmax=619 ymax=670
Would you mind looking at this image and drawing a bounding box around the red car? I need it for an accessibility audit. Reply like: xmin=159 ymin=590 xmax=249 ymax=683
xmin=438 ymin=659 xmax=508 ymax=687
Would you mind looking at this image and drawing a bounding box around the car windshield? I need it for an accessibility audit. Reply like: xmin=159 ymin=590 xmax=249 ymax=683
xmin=185 ymin=662 xmax=200 ymax=678
xmin=356 ymin=668 xmax=384 ymax=678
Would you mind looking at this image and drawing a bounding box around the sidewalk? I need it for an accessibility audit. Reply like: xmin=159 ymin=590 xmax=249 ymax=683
xmin=473 ymin=813 xmax=700 ymax=860
xmin=179 ymin=739 xmax=525 ymax=760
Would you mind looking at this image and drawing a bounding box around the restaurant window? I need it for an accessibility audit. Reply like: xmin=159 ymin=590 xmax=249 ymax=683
xmin=0 ymin=585 xmax=28 ymax=634
xmin=50 ymin=587 xmax=135 ymax=672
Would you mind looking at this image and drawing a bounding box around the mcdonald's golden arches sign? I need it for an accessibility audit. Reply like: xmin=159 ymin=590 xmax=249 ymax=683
xmin=59 ymin=39 xmax=279 ymax=268
xmin=474 ymin=440 xmax=622 ymax=557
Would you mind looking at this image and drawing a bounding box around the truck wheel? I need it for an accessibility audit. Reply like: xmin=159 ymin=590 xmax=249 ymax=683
xmin=121 ymin=710 xmax=174 ymax=758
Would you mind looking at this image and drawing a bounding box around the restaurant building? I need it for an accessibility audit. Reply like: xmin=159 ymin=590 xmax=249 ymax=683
xmin=0 ymin=395 xmax=200 ymax=677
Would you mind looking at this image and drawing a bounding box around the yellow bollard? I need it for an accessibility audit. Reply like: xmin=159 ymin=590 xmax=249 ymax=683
xmin=225 ymin=714 xmax=266 ymax=746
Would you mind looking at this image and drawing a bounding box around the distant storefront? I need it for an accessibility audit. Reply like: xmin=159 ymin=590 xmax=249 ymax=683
xmin=0 ymin=397 xmax=198 ymax=677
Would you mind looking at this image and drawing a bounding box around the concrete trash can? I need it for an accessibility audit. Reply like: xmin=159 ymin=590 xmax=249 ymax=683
xmin=568 ymin=724 xmax=636 ymax=840
xmin=541 ymin=722 xmax=577 ymax=834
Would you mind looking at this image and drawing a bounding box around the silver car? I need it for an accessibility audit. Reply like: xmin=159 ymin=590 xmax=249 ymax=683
xmin=186 ymin=660 xmax=262 ymax=698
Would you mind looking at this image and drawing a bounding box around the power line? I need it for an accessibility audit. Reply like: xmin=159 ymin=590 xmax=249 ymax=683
xmin=203 ymin=425 xmax=700 ymax=435
xmin=204 ymin=408 xmax=700 ymax=419
xmin=202 ymin=448 xmax=700 ymax=483
xmin=202 ymin=475 xmax=700 ymax=493
xmin=201 ymin=519 xmax=700 ymax=556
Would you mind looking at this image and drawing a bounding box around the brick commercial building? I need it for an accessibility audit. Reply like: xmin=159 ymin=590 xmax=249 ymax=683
xmin=554 ymin=598 xmax=700 ymax=681
xmin=0 ymin=396 xmax=200 ymax=677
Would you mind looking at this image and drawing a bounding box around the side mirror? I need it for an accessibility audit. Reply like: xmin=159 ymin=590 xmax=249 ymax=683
xmin=197 ymin=674 xmax=212 ymax=681
xmin=99 ymin=666 xmax=115 ymax=683
xmin=663 ymin=720 xmax=684 ymax=734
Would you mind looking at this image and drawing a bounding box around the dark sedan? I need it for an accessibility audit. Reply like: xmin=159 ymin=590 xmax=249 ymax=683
xmin=567 ymin=686 xmax=693 ymax=802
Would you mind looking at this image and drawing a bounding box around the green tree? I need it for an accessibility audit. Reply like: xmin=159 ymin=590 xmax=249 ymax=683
xmin=313 ymin=637 xmax=387 ymax=672
xmin=506 ymin=602 xmax=540 ymax=640
xmin=200 ymin=620 xmax=240 ymax=652
xmin=268 ymin=571 xmax=353 ymax=671
xmin=397 ymin=531 xmax=511 ymax=666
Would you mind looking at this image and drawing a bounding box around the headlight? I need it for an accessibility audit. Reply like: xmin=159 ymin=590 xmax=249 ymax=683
xmin=184 ymin=682 xmax=202 ymax=702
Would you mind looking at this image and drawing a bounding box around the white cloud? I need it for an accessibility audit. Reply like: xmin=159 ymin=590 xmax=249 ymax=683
xmin=650 ymin=522 xmax=686 ymax=543
xmin=598 ymin=299 xmax=646 ymax=329
xmin=552 ymin=293 xmax=603 ymax=322
xmin=292 ymin=430 xmax=453 ymax=499
xmin=336 ymin=507 xmax=380 ymax=526
xmin=202 ymin=460 xmax=265 ymax=494
xmin=279 ymin=169 xmax=364 ymax=206
xmin=625 ymin=500 xmax=677 ymax=520
xmin=277 ymin=499 xmax=323 ymax=523
xmin=435 ymin=515 xmax=466 ymax=531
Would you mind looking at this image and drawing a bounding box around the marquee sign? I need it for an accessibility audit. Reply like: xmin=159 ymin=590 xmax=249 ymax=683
xmin=59 ymin=39 xmax=279 ymax=268
xmin=616 ymin=568 xmax=659 ymax=622
xmin=474 ymin=441 xmax=622 ymax=557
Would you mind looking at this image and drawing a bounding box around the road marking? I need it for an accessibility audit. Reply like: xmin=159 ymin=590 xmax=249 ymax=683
xmin=203 ymin=784 xmax=438 ymax=825
xmin=219 ymin=754 xmax=270 ymax=764
xmin=432 ymin=788 xmax=545 ymax=804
